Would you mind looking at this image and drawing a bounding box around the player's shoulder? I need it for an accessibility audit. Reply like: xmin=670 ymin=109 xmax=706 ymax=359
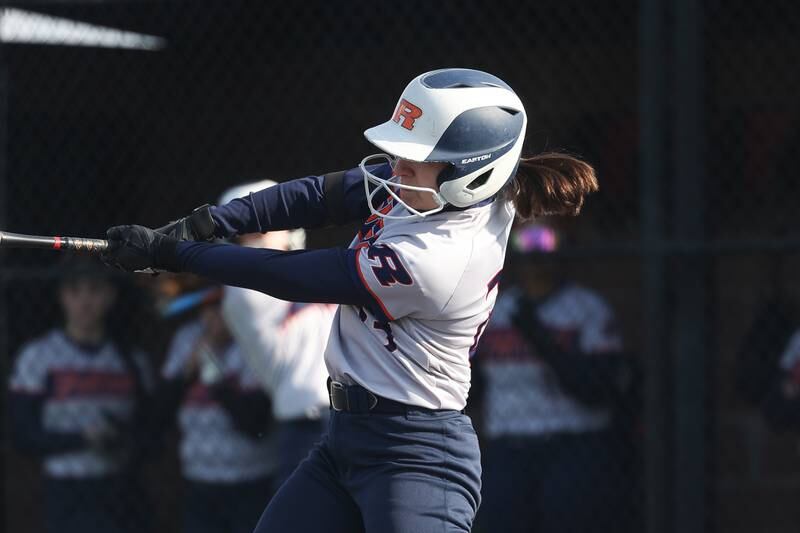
xmin=354 ymin=230 xmax=471 ymax=319
xmin=375 ymin=230 xmax=472 ymax=287
xmin=15 ymin=329 xmax=66 ymax=360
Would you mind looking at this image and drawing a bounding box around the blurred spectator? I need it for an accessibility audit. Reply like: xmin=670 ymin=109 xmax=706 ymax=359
xmin=217 ymin=180 xmax=335 ymax=490
xmin=7 ymin=255 xmax=154 ymax=533
xmin=736 ymin=293 xmax=800 ymax=431
xmin=150 ymin=278 xmax=275 ymax=533
xmin=471 ymin=220 xmax=637 ymax=533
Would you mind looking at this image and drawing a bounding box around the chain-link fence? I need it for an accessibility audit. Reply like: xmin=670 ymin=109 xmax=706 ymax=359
xmin=1 ymin=1 xmax=798 ymax=532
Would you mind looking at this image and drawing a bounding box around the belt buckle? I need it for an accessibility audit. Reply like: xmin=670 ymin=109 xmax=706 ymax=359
xmin=329 ymin=381 xmax=348 ymax=411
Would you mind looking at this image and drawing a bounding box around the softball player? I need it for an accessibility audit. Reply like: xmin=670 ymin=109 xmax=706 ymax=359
xmin=760 ymin=326 xmax=800 ymax=429
xmin=8 ymin=256 xmax=153 ymax=533
xmin=102 ymin=68 xmax=598 ymax=532
xmin=472 ymin=221 xmax=633 ymax=533
xmin=217 ymin=180 xmax=335 ymax=489
xmin=158 ymin=290 xmax=276 ymax=533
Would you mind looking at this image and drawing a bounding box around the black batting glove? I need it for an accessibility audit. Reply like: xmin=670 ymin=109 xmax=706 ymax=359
xmin=154 ymin=204 xmax=216 ymax=241
xmin=102 ymin=225 xmax=181 ymax=273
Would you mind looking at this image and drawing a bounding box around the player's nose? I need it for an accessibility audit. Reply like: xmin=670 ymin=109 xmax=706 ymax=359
xmin=393 ymin=158 xmax=414 ymax=177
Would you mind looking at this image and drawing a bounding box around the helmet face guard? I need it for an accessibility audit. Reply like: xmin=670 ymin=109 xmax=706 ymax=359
xmin=363 ymin=68 xmax=527 ymax=218
xmin=360 ymin=154 xmax=446 ymax=220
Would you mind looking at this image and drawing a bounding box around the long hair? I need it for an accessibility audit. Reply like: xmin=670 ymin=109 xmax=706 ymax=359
xmin=505 ymin=152 xmax=599 ymax=220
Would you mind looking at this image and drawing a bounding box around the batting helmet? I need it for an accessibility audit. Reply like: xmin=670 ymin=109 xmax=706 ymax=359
xmin=362 ymin=68 xmax=527 ymax=218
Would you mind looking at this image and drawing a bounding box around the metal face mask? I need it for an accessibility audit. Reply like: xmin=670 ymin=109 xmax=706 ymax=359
xmin=360 ymin=154 xmax=446 ymax=220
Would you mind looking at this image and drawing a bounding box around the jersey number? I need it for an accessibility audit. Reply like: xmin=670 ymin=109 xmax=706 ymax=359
xmin=358 ymin=307 xmax=397 ymax=352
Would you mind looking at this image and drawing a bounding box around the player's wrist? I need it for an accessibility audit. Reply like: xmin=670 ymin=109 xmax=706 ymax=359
xmin=153 ymin=232 xmax=181 ymax=272
xmin=155 ymin=204 xmax=217 ymax=241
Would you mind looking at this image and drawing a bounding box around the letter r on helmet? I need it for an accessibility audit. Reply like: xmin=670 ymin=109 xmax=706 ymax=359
xmin=392 ymin=99 xmax=423 ymax=130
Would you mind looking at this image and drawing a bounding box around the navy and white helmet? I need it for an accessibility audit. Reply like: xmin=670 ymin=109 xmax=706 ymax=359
xmin=362 ymin=68 xmax=527 ymax=218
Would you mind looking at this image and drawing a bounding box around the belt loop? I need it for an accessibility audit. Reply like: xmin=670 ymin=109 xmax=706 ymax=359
xmin=326 ymin=377 xmax=332 ymax=410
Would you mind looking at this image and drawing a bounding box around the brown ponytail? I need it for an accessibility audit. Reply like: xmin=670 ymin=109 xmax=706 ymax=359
xmin=506 ymin=152 xmax=599 ymax=220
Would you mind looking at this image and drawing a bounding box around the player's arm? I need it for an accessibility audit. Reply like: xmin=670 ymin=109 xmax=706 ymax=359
xmin=512 ymin=296 xmax=631 ymax=407
xmin=221 ymin=288 xmax=286 ymax=394
xmin=104 ymin=226 xmax=452 ymax=322
xmin=8 ymin=345 xmax=88 ymax=456
xmin=163 ymin=164 xmax=391 ymax=240
xmin=173 ymin=241 xmax=381 ymax=311
xmin=9 ymin=393 xmax=88 ymax=456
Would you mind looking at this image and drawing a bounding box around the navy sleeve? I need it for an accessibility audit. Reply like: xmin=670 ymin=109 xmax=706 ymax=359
xmin=176 ymin=241 xmax=381 ymax=312
xmin=9 ymin=393 xmax=87 ymax=456
xmin=210 ymin=164 xmax=391 ymax=238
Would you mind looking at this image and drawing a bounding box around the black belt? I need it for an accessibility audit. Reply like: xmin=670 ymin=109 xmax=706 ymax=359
xmin=327 ymin=378 xmax=419 ymax=414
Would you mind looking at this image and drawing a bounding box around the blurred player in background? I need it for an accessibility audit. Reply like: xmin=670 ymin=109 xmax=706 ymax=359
xmin=102 ymin=68 xmax=599 ymax=533
xmin=8 ymin=255 xmax=154 ymax=533
xmin=216 ymin=180 xmax=335 ymax=491
xmin=759 ymin=325 xmax=800 ymax=430
xmin=149 ymin=276 xmax=275 ymax=533
xmin=734 ymin=285 xmax=800 ymax=432
xmin=471 ymin=220 xmax=636 ymax=533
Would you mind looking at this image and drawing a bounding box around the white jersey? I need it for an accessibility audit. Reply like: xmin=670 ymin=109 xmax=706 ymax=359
xmin=162 ymin=321 xmax=276 ymax=483
xmin=222 ymin=287 xmax=335 ymax=421
xmin=8 ymin=329 xmax=152 ymax=479
xmin=478 ymin=285 xmax=623 ymax=437
xmin=325 ymin=198 xmax=515 ymax=410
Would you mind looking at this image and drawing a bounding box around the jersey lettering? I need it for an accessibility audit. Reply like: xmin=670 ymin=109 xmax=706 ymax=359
xmin=51 ymin=370 xmax=135 ymax=400
xmin=358 ymin=307 xmax=397 ymax=352
xmin=367 ymin=245 xmax=413 ymax=287
xmin=392 ymin=99 xmax=423 ymax=130
xmin=356 ymin=199 xmax=391 ymax=245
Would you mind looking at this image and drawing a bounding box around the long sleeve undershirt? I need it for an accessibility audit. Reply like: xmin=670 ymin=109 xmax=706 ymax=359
xmin=176 ymin=243 xmax=376 ymax=310
xmin=176 ymin=164 xmax=392 ymax=311
xmin=210 ymin=165 xmax=387 ymax=238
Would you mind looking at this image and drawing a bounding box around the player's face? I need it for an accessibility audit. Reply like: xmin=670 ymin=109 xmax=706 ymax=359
xmin=392 ymin=158 xmax=448 ymax=211
xmin=59 ymin=278 xmax=117 ymax=331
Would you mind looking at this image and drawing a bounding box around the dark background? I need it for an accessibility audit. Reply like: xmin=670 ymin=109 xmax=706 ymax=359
xmin=1 ymin=1 xmax=799 ymax=532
